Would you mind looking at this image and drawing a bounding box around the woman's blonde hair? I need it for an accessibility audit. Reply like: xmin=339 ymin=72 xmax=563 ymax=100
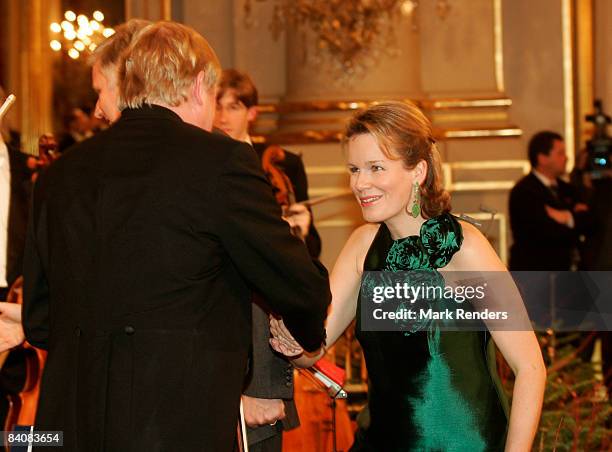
xmin=120 ymin=21 xmax=221 ymax=109
xmin=345 ymin=101 xmax=451 ymax=218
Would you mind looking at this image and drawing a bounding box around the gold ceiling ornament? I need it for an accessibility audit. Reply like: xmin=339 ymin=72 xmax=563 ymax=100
xmin=49 ymin=10 xmax=115 ymax=60
xmin=244 ymin=0 xmax=404 ymax=77
xmin=243 ymin=0 xmax=452 ymax=78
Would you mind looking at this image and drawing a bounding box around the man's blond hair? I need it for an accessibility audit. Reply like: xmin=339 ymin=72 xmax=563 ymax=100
xmin=120 ymin=21 xmax=221 ymax=109
xmin=90 ymin=19 xmax=151 ymax=80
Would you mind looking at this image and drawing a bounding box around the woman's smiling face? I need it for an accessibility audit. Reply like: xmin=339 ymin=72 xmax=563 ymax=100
xmin=347 ymin=133 xmax=417 ymax=226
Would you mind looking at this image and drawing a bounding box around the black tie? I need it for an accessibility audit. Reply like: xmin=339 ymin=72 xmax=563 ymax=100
xmin=549 ymin=184 xmax=559 ymax=199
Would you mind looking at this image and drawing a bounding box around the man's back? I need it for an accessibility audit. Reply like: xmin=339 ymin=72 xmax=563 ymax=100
xmin=23 ymin=105 xmax=330 ymax=451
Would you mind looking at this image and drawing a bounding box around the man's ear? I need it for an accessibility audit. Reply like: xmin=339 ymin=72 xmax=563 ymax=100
xmin=192 ymin=71 xmax=206 ymax=105
xmin=535 ymin=152 xmax=548 ymax=169
xmin=247 ymin=106 xmax=258 ymax=123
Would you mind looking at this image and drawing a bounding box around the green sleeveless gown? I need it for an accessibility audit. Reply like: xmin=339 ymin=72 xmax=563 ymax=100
xmin=352 ymin=213 xmax=508 ymax=452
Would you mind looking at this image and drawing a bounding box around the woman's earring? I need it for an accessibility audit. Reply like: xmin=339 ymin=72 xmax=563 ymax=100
xmin=410 ymin=181 xmax=421 ymax=218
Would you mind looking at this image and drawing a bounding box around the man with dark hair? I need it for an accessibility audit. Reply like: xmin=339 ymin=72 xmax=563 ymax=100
xmin=214 ymin=68 xmax=320 ymax=452
xmin=57 ymin=106 xmax=94 ymax=152
xmin=509 ymin=131 xmax=589 ymax=270
xmin=215 ymin=69 xmax=321 ymax=255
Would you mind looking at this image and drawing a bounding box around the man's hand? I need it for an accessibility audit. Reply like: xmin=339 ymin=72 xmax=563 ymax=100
xmin=282 ymin=204 xmax=311 ymax=240
xmin=242 ymin=395 xmax=285 ymax=428
xmin=545 ymin=205 xmax=572 ymax=226
xmin=0 ymin=302 xmax=24 ymax=352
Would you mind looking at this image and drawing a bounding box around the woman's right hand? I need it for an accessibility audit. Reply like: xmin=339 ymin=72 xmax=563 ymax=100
xmin=269 ymin=316 xmax=304 ymax=357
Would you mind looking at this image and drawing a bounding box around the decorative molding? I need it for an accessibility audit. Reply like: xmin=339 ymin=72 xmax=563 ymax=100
xmin=441 ymin=127 xmax=522 ymax=139
xmin=306 ymin=166 xmax=348 ymax=176
xmin=431 ymin=112 xmax=509 ymax=124
xmin=448 ymin=181 xmax=516 ymax=191
xmin=442 ymin=159 xmax=529 ymax=192
xmin=446 ymin=160 xmax=530 ymax=171
xmin=308 ymin=187 xmax=352 ymax=197
xmin=562 ymin=0 xmax=576 ymax=170
xmin=316 ymin=219 xmax=357 ymax=228
xmin=257 ymin=96 xmax=513 ymax=115
xmin=420 ymin=98 xmax=512 ymax=110
xmin=257 ymin=126 xmax=522 ymax=145
xmin=257 ymin=130 xmax=343 ymax=145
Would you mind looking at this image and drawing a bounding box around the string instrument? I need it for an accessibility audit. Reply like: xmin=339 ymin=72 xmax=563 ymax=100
xmin=260 ymin=145 xmax=302 ymax=237
xmin=0 ymin=277 xmax=47 ymax=437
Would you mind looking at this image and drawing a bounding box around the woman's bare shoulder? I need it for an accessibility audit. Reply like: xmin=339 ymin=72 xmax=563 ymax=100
xmin=349 ymin=222 xmax=380 ymax=248
xmin=454 ymin=219 xmax=506 ymax=270
xmin=340 ymin=223 xmax=381 ymax=271
xmin=458 ymin=219 xmax=486 ymax=248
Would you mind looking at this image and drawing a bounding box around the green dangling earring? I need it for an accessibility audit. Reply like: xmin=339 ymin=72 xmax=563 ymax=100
xmin=410 ymin=181 xmax=421 ymax=218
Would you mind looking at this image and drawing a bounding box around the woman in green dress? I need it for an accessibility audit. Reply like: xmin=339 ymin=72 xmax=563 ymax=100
xmin=270 ymin=101 xmax=546 ymax=451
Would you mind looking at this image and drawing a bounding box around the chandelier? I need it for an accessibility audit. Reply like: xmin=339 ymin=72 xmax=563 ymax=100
xmin=243 ymin=0 xmax=452 ymax=76
xmin=49 ymin=10 xmax=115 ymax=60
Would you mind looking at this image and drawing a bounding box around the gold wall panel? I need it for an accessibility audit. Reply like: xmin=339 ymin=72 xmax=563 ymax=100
xmin=420 ymin=0 xmax=499 ymax=95
xmin=125 ymin=0 xmax=172 ymax=20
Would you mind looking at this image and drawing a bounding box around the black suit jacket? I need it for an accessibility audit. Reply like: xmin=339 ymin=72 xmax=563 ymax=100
xmin=22 ymin=106 xmax=331 ymax=451
xmin=509 ymin=172 xmax=588 ymax=270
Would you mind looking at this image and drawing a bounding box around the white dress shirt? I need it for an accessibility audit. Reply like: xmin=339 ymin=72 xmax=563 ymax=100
xmin=0 ymin=140 xmax=10 ymax=287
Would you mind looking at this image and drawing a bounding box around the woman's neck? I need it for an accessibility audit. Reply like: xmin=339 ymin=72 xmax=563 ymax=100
xmin=385 ymin=212 xmax=426 ymax=240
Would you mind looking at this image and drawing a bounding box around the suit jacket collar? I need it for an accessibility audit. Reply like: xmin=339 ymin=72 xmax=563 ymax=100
xmin=531 ymin=169 xmax=559 ymax=188
xmin=120 ymin=104 xmax=184 ymax=124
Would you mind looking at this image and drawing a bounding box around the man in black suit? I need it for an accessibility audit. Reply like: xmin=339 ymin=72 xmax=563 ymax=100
xmin=22 ymin=22 xmax=330 ymax=451
xmin=509 ymin=131 xmax=589 ymax=271
xmin=214 ymin=69 xmax=321 ymax=452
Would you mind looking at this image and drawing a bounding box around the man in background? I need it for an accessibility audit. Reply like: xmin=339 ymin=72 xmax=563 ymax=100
xmin=509 ymin=131 xmax=589 ymax=271
xmin=57 ymin=106 xmax=94 ymax=152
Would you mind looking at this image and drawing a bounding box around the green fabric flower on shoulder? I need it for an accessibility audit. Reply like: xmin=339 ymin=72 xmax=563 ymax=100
xmin=420 ymin=213 xmax=463 ymax=268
